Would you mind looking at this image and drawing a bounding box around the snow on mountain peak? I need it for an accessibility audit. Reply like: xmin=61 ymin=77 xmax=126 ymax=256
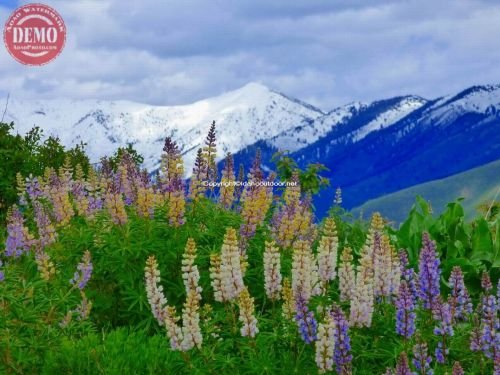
xmin=5 ymin=82 xmax=323 ymax=174
xmin=4 ymin=83 xmax=498 ymax=177
xmin=423 ymin=84 xmax=500 ymax=126
xmin=352 ymin=95 xmax=427 ymax=141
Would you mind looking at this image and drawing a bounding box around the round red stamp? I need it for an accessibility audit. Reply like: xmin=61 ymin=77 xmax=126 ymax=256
xmin=3 ymin=3 xmax=66 ymax=66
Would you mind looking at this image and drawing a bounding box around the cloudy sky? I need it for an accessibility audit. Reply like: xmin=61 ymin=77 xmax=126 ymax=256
xmin=1 ymin=0 xmax=500 ymax=110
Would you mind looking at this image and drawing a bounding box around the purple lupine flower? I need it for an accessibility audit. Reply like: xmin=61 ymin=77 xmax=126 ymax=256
xmin=25 ymin=176 xmax=44 ymax=201
xmin=470 ymin=310 xmax=483 ymax=352
xmin=395 ymin=281 xmax=416 ymax=339
xmin=497 ymin=278 xmax=500 ymax=305
xmin=418 ymin=233 xmax=440 ymax=310
xmin=399 ymin=249 xmax=418 ymax=301
xmin=88 ymin=194 xmax=104 ymax=212
xmin=5 ymin=206 xmax=33 ymax=257
xmin=480 ymin=294 xmax=499 ymax=359
xmin=482 ymin=272 xmax=493 ymax=292
xmin=433 ymin=300 xmax=454 ymax=364
xmin=0 ymin=259 xmax=5 ymax=282
xmin=331 ymin=306 xmax=352 ymax=374
xmin=73 ymin=292 xmax=92 ymax=320
xmin=70 ymin=250 xmax=93 ymax=290
xmin=33 ymin=202 xmax=57 ymax=249
xmin=412 ymin=342 xmax=433 ymax=375
xmin=115 ymin=153 xmax=138 ymax=205
xmin=395 ymin=352 xmax=412 ymax=375
xmin=448 ymin=266 xmax=472 ymax=321
xmin=294 ymin=295 xmax=317 ymax=344
xmin=451 ymin=362 xmax=464 ymax=375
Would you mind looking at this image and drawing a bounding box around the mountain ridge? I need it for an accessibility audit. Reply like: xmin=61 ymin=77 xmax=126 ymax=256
xmin=5 ymin=82 xmax=500 ymax=218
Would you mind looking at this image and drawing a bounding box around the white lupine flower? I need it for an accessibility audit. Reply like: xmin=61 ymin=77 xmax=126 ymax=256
xmin=263 ymin=241 xmax=282 ymax=300
xmin=317 ymin=218 xmax=338 ymax=289
xmin=292 ymin=240 xmax=313 ymax=302
xmin=144 ymin=256 xmax=168 ymax=325
xmin=220 ymin=228 xmax=244 ymax=301
xmin=315 ymin=314 xmax=336 ymax=373
xmin=238 ymin=288 xmax=259 ymax=338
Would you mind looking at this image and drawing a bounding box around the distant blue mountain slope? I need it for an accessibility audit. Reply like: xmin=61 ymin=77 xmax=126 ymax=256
xmin=226 ymin=85 xmax=500 ymax=218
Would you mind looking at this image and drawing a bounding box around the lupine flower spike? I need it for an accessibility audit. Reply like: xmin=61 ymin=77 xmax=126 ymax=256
xmin=182 ymin=238 xmax=202 ymax=298
xmin=281 ymin=278 xmax=296 ymax=320
xmin=418 ymin=233 xmax=440 ymax=310
xmin=5 ymin=205 xmax=34 ymax=257
xmin=331 ymin=306 xmax=352 ymax=374
xmin=316 ymin=218 xmax=338 ymax=292
xmin=292 ymin=240 xmax=314 ymax=302
xmin=263 ymin=241 xmax=282 ymax=300
xmin=219 ymin=152 xmax=236 ymax=209
xmin=395 ymin=281 xmax=416 ymax=339
xmin=295 ymin=294 xmax=317 ymax=344
xmin=452 ymin=362 xmax=464 ymax=375
xmin=180 ymin=238 xmax=203 ymax=350
xmin=412 ymin=341 xmax=433 ymax=375
xmin=202 ymin=120 xmax=217 ymax=184
xmin=70 ymin=250 xmax=93 ymax=290
xmin=189 ymin=148 xmax=207 ymax=201
xmin=350 ymin=237 xmax=375 ymax=327
xmin=35 ymin=250 xmax=56 ymax=281
xmin=220 ymin=228 xmax=245 ymax=301
xmin=144 ymin=255 xmax=168 ymax=325
xmin=338 ymin=247 xmax=355 ymax=302
xmin=240 ymin=150 xmax=273 ymax=242
xmin=181 ymin=290 xmax=202 ymax=350
xmin=209 ymin=253 xmax=224 ymax=302
xmin=315 ymin=313 xmax=336 ymax=373
xmin=432 ymin=299 xmax=454 ymax=363
xmin=238 ymin=288 xmax=259 ymax=338
xmin=448 ymin=266 xmax=472 ymax=322
xmin=395 ymin=352 xmax=412 ymax=375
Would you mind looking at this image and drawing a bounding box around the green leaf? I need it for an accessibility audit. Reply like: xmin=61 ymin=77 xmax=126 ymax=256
xmin=471 ymin=218 xmax=494 ymax=264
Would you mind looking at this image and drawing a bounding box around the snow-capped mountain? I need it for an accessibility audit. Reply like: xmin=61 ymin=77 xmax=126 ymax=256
xmin=4 ymin=82 xmax=323 ymax=173
xmin=269 ymin=95 xmax=428 ymax=151
xmin=5 ymin=82 xmax=500 ymax=217
xmin=227 ymin=84 xmax=500 ymax=216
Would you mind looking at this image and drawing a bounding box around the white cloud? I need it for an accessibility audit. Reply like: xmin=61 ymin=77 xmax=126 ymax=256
xmin=1 ymin=0 xmax=500 ymax=110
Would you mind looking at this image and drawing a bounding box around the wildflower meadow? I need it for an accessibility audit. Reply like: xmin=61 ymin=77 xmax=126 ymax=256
xmin=0 ymin=121 xmax=498 ymax=374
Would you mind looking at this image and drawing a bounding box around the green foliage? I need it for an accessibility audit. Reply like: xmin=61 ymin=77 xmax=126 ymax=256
xmin=1 ymin=126 xmax=498 ymax=374
xmin=391 ymin=196 xmax=499 ymax=291
xmin=108 ymin=143 xmax=145 ymax=172
xmin=272 ymin=151 xmax=330 ymax=195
